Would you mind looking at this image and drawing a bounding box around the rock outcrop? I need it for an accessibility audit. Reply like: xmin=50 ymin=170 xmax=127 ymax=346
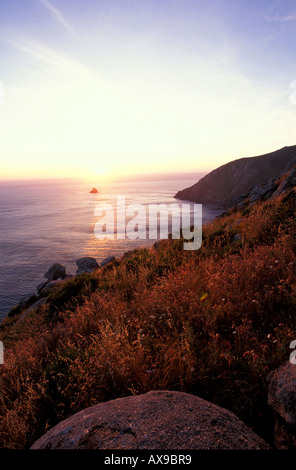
xmin=214 ymin=166 xmax=296 ymax=219
xmin=100 ymin=256 xmax=115 ymax=268
xmin=175 ymin=145 xmax=296 ymax=207
xmin=31 ymin=391 xmax=270 ymax=450
xmin=267 ymin=361 xmax=296 ymax=449
xmin=76 ymin=257 xmax=100 ymax=275
xmin=38 ymin=279 xmax=67 ymax=297
xmin=226 ymin=166 xmax=296 ymax=210
xmin=16 ymin=298 xmax=47 ymax=324
xmin=6 ymin=255 xmax=112 ymax=320
xmin=18 ymin=293 xmax=39 ymax=309
xmin=44 ymin=263 xmax=66 ymax=281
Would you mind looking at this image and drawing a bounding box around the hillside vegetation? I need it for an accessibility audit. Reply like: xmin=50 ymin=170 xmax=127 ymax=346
xmin=0 ymin=188 xmax=296 ymax=449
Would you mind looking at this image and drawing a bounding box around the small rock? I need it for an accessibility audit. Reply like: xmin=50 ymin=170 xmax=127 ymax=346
xmin=232 ymin=233 xmax=241 ymax=242
xmin=19 ymin=293 xmax=39 ymax=309
xmin=272 ymin=167 xmax=296 ymax=200
xmin=153 ymin=241 xmax=162 ymax=250
xmin=100 ymin=256 xmax=115 ymax=268
xmin=76 ymin=257 xmax=100 ymax=275
xmin=226 ymin=219 xmax=243 ymax=231
xmin=248 ymin=181 xmax=276 ymax=204
xmin=7 ymin=304 xmax=22 ymax=318
xmin=16 ymin=299 xmax=47 ymax=324
xmin=122 ymin=250 xmax=134 ymax=259
xmin=236 ymin=200 xmax=248 ymax=210
xmin=38 ymin=279 xmax=65 ymax=297
xmin=37 ymin=281 xmax=49 ymax=295
xmin=44 ymin=263 xmax=66 ymax=281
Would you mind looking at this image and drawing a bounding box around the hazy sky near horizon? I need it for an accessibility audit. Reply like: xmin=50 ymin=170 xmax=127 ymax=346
xmin=0 ymin=0 xmax=296 ymax=180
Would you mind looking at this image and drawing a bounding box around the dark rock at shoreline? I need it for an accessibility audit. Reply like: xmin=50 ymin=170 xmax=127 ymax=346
xmin=19 ymin=293 xmax=39 ymax=309
xmin=7 ymin=304 xmax=22 ymax=318
xmin=44 ymin=263 xmax=66 ymax=281
xmin=76 ymin=257 xmax=100 ymax=275
xmin=175 ymin=145 xmax=296 ymax=207
xmin=31 ymin=390 xmax=270 ymax=450
xmin=38 ymin=279 xmax=67 ymax=297
xmin=7 ymin=293 xmax=40 ymax=318
xmin=7 ymin=294 xmax=44 ymax=319
xmin=37 ymin=281 xmax=48 ymax=295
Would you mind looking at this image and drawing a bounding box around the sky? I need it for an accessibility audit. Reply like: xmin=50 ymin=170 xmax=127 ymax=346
xmin=0 ymin=0 xmax=296 ymax=181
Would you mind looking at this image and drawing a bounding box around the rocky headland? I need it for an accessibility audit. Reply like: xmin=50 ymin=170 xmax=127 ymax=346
xmin=175 ymin=145 xmax=296 ymax=207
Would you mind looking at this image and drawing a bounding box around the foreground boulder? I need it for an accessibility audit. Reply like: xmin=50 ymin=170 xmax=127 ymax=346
xmin=76 ymin=257 xmax=100 ymax=274
xmin=31 ymin=391 xmax=269 ymax=450
xmin=268 ymin=361 xmax=296 ymax=449
xmin=44 ymin=263 xmax=66 ymax=281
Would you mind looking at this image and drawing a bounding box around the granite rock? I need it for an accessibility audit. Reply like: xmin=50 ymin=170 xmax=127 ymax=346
xmin=31 ymin=391 xmax=270 ymax=450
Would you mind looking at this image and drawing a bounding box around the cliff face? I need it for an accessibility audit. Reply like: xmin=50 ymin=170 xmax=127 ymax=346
xmin=174 ymin=145 xmax=296 ymax=207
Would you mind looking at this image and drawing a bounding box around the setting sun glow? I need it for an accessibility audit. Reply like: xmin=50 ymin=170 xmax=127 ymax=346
xmin=0 ymin=0 xmax=296 ymax=181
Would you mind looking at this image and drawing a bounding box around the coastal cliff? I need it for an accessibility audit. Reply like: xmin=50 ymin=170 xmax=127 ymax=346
xmin=175 ymin=145 xmax=296 ymax=207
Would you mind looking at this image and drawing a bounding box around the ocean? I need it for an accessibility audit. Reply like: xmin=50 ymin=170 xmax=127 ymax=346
xmin=0 ymin=174 xmax=223 ymax=321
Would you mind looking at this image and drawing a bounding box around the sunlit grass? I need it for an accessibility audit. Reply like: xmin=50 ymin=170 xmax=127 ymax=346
xmin=0 ymin=190 xmax=296 ymax=448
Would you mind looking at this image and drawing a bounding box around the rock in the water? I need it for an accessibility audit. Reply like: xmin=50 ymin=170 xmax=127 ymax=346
xmin=268 ymin=361 xmax=296 ymax=449
xmin=89 ymin=188 xmax=98 ymax=193
xmin=30 ymin=391 xmax=270 ymax=450
xmin=76 ymin=257 xmax=99 ymax=275
xmin=44 ymin=263 xmax=66 ymax=281
xmin=100 ymin=256 xmax=115 ymax=268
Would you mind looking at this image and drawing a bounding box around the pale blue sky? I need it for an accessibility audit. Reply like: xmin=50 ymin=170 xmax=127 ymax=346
xmin=0 ymin=0 xmax=296 ymax=180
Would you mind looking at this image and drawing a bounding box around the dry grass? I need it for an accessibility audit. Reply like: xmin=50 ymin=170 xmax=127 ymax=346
xmin=0 ymin=190 xmax=296 ymax=448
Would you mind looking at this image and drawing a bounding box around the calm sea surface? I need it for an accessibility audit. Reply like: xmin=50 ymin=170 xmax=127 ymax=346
xmin=0 ymin=174 xmax=223 ymax=320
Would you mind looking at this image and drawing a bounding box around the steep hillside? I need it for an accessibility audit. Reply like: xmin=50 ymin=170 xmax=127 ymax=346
xmin=0 ymin=185 xmax=296 ymax=449
xmin=175 ymin=145 xmax=296 ymax=206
